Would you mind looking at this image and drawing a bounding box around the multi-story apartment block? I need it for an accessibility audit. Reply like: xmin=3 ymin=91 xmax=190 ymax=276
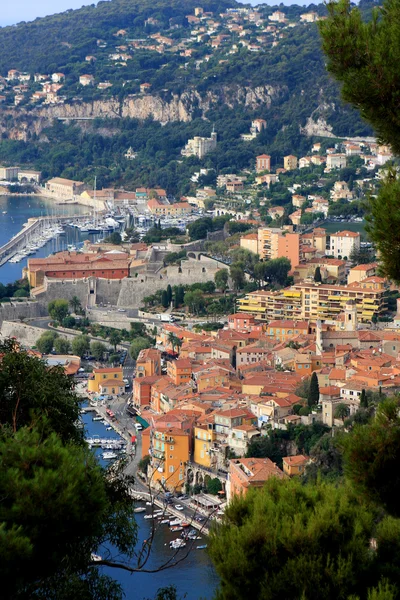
xmin=0 ymin=166 xmax=19 ymax=180
xmin=284 ymin=155 xmax=298 ymax=170
xmin=136 ymin=348 xmax=162 ymax=378
xmin=237 ymin=281 xmax=387 ymax=323
xmin=143 ymin=427 xmax=190 ymax=492
xmin=257 ymin=227 xmax=300 ymax=266
xmin=256 ymin=154 xmax=271 ymax=172
xmin=326 ymin=153 xmax=347 ymax=170
xmin=328 ymin=230 xmax=360 ymax=258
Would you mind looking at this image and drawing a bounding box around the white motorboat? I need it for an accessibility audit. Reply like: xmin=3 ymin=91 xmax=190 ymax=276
xmin=170 ymin=539 xmax=186 ymax=549
xmin=134 ymin=507 xmax=146 ymax=513
xmin=102 ymin=451 xmax=118 ymax=460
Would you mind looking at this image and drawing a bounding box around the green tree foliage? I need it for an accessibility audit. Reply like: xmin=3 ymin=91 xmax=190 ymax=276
xmin=69 ymin=295 xmax=82 ymax=315
xmin=161 ymin=290 xmax=169 ymax=309
xmin=164 ymin=251 xmax=187 ymax=266
xmin=188 ymin=217 xmax=214 ymax=241
xmin=209 ymin=477 xmax=394 ymax=600
xmin=340 ymin=398 xmax=400 ymax=518
xmin=0 ymin=338 xmax=82 ymax=443
xmin=0 ymin=339 xmax=136 ymax=599
xmin=184 ymin=289 xmax=205 ymax=314
xmin=90 ymin=341 xmax=107 ymax=361
xmin=166 ymin=284 xmax=173 ymax=305
xmin=138 ymin=454 xmax=151 ymax=473
xmin=48 ymin=299 xmax=69 ymax=322
xmin=314 ymin=266 xmax=322 ymax=283
xmin=130 ymin=336 xmax=151 ymax=360
xmin=360 ymin=388 xmax=368 ymax=408
xmin=109 ymin=330 xmax=122 ymax=351
xmin=214 ymin=268 xmax=229 ymax=293
xmin=334 ymin=402 xmax=350 ymax=421
xmin=104 ymin=231 xmax=122 ymax=245
xmin=206 ymin=477 xmax=223 ymax=495
xmin=36 ymin=331 xmax=58 ymax=355
xmin=71 ymin=334 xmax=90 ymax=358
xmin=54 ymin=337 xmax=71 ymax=355
xmin=229 ymin=264 xmax=245 ymax=291
xmin=319 ymin=0 xmax=400 ymax=281
xmin=308 ymin=371 xmax=319 ymax=408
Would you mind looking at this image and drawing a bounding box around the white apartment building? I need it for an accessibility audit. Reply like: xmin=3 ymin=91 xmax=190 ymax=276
xmin=326 ymin=154 xmax=347 ymax=170
xmin=328 ymin=230 xmax=360 ymax=259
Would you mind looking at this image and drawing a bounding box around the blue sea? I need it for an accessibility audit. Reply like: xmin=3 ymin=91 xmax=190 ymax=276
xmin=82 ymin=412 xmax=218 ymax=600
xmin=0 ymin=195 xmax=101 ymax=284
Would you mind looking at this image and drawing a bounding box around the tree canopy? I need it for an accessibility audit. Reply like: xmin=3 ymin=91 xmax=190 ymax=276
xmin=0 ymin=339 xmax=137 ymax=599
xmin=320 ymin=0 xmax=400 ymax=281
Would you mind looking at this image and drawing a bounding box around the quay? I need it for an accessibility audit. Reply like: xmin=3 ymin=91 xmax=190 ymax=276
xmin=0 ymin=213 xmax=91 ymax=267
xmin=84 ymin=404 xmax=212 ymax=535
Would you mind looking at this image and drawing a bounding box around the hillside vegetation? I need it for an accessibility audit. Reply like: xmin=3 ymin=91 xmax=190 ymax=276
xmin=0 ymin=0 xmax=376 ymax=193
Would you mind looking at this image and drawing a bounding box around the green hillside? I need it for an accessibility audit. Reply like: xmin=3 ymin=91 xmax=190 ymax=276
xmin=0 ymin=0 xmax=377 ymax=194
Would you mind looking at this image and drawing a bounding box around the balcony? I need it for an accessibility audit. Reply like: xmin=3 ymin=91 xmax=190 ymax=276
xmin=152 ymin=448 xmax=165 ymax=460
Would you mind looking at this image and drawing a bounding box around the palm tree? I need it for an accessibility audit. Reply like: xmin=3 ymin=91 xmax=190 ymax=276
xmin=167 ymin=331 xmax=177 ymax=353
xmin=109 ymin=330 xmax=122 ymax=352
xmin=69 ymin=296 xmax=82 ymax=315
xmin=175 ymin=336 xmax=182 ymax=354
xmin=334 ymin=403 xmax=350 ymax=422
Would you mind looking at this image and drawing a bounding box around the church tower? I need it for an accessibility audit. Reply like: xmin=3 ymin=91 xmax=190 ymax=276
xmin=344 ymin=300 xmax=358 ymax=332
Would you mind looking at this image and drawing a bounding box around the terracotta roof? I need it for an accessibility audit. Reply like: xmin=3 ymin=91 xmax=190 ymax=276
xmin=283 ymin=455 xmax=309 ymax=466
xmin=330 ymin=230 xmax=360 ymax=238
xmin=350 ymin=262 xmax=378 ymax=271
xmin=93 ymin=366 xmax=123 ymax=374
xmin=100 ymin=379 xmax=125 ymax=386
xmin=231 ymin=457 xmax=285 ymax=484
xmin=319 ymin=386 xmax=340 ymax=396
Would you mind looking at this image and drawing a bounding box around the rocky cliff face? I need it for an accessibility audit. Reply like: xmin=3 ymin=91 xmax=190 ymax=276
xmin=0 ymin=84 xmax=284 ymax=140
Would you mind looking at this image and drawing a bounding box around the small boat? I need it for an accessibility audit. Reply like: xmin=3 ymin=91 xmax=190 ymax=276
xmin=170 ymin=526 xmax=183 ymax=532
xmin=92 ymin=415 xmax=103 ymax=421
xmin=160 ymin=519 xmax=169 ymax=524
xmin=144 ymin=514 xmax=154 ymax=520
xmin=134 ymin=507 xmax=146 ymax=513
xmin=105 ymin=426 xmax=112 ymax=431
xmin=169 ymin=519 xmax=182 ymax=527
xmin=170 ymin=539 xmax=186 ymax=549
xmin=197 ymin=545 xmax=207 ymax=550
xmin=102 ymin=451 xmax=117 ymax=460
xmin=145 ymin=501 xmax=152 ymax=506
xmin=91 ymin=553 xmax=102 ymax=561
xmin=181 ymin=522 xmax=190 ymax=527
xmin=2 ymin=211 xmax=7 ymax=214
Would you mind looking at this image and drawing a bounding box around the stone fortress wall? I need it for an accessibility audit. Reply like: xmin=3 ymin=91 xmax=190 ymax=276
xmin=0 ymin=301 xmax=47 ymax=327
xmin=33 ymin=253 xmax=228 ymax=308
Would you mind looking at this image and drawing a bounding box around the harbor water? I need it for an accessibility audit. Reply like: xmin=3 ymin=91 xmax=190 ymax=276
xmin=0 ymin=195 xmax=103 ymax=284
xmin=82 ymin=412 xmax=219 ymax=600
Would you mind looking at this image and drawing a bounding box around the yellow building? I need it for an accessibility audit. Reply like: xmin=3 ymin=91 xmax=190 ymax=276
xmin=347 ymin=262 xmax=378 ymax=285
xmin=194 ymin=424 xmax=216 ymax=468
xmin=148 ymin=427 xmax=190 ymax=492
xmin=136 ymin=348 xmax=161 ymax=378
xmin=291 ymin=258 xmax=346 ymax=284
xmin=88 ymin=366 xmax=124 ymax=394
xmin=237 ymin=281 xmax=388 ymax=323
xmin=300 ymin=228 xmax=327 ymax=254
xmin=282 ymin=455 xmax=309 ymax=476
xmin=284 ymin=155 xmax=298 ymax=171
xmin=240 ymin=232 xmax=258 ymax=254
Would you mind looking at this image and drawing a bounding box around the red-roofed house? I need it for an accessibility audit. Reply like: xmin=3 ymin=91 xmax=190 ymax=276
xmin=228 ymin=457 xmax=285 ymax=501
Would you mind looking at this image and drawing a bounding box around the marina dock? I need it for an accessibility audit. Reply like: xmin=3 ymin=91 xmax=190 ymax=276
xmin=0 ymin=214 xmax=91 ymax=267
